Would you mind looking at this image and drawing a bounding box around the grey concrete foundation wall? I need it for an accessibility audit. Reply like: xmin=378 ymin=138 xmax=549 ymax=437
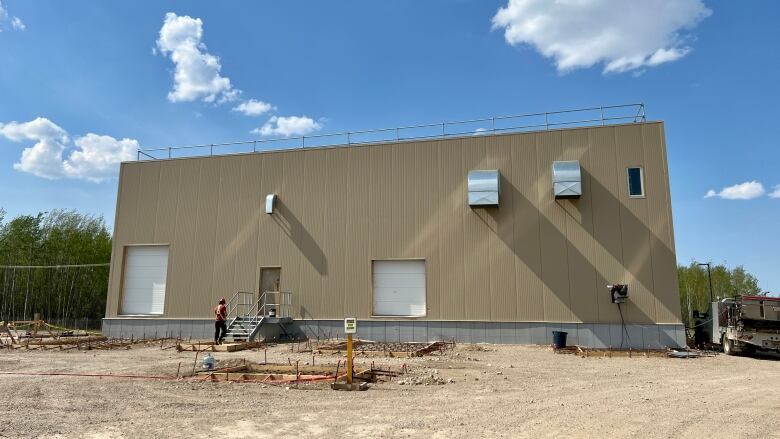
xmin=102 ymin=319 xmax=686 ymax=349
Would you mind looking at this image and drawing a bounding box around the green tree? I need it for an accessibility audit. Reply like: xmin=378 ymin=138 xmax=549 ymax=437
xmin=678 ymin=262 xmax=762 ymax=327
xmin=0 ymin=209 xmax=111 ymax=327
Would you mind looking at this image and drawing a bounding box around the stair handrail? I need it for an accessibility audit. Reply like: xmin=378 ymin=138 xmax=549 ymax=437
xmin=243 ymin=295 xmax=264 ymax=327
xmin=226 ymin=291 xmax=255 ymax=321
xmin=258 ymin=291 xmax=293 ymax=318
xmin=226 ymin=290 xmax=293 ymax=325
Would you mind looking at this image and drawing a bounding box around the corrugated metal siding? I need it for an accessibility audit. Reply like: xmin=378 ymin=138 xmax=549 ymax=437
xmin=643 ymin=124 xmax=682 ymax=323
xmin=437 ymin=139 xmax=466 ymax=319
xmin=212 ymin=157 xmax=242 ymax=300
xmin=168 ymin=160 xmax=200 ymax=317
xmin=615 ymin=125 xmax=656 ymax=323
xmin=300 ymin=149 xmax=327 ymax=318
xmin=105 ymin=122 xmax=681 ymax=324
xmin=191 ymin=160 xmax=220 ymax=316
xmin=321 ymin=148 xmax=348 ymax=319
xmin=588 ymin=127 xmax=623 ymax=324
xmin=279 ymin=151 xmax=306 ymax=316
xmin=415 ymin=142 xmax=440 ymax=319
xmin=561 ymin=128 xmax=598 ymax=323
xmin=511 ymin=133 xmax=544 ymax=321
xmin=485 ymin=137 xmax=516 ymax=321
xmin=344 ymin=146 xmax=371 ymax=318
xmin=536 ymin=130 xmax=573 ymax=322
xmin=462 ymin=136 xmax=490 ymax=321
xmin=233 ymin=154 xmax=262 ymax=293
xmin=134 ymin=163 xmax=160 ymax=244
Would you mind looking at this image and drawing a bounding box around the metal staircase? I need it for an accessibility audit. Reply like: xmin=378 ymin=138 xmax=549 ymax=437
xmin=224 ymin=291 xmax=293 ymax=342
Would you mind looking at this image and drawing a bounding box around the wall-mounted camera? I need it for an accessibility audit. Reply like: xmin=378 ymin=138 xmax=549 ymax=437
xmin=608 ymin=284 xmax=629 ymax=304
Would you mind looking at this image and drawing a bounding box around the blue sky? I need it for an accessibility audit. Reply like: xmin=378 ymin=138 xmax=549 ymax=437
xmin=0 ymin=1 xmax=778 ymax=292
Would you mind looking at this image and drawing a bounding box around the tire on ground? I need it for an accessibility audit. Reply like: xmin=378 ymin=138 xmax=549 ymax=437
xmin=722 ymin=334 xmax=735 ymax=356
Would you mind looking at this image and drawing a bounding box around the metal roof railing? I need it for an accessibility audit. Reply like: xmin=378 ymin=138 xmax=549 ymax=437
xmin=137 ymin=103 xmax=646 ymax=161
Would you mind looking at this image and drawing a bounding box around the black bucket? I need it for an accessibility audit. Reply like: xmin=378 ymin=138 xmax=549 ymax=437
xmin=552 ymin=331 xmax=568 ymax=349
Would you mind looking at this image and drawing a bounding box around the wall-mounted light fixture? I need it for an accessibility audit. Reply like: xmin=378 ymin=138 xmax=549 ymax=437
xmin=265 ymin=194 xmax=277 ymax=214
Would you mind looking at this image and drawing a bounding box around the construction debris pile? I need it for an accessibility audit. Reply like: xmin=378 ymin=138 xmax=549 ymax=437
xmin=395 ymin=367 xmax=453 ymax=386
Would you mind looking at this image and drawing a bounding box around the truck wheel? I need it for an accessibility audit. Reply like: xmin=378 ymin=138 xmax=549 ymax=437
xmin=722 ymin=335 xmax=735 ymax=355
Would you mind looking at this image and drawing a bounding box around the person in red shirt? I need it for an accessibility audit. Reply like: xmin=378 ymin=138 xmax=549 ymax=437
xmin=214 ymin=298 xmax=227 ymax=345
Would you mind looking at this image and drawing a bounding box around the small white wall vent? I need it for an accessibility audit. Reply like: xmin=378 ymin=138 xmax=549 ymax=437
xmin=468 ymin=170 xmax=500 ymax=207
xmin=265 ymin=194 xmax=277 ymax=214
xmin=552 ymin=161 xmax=582 ymax=199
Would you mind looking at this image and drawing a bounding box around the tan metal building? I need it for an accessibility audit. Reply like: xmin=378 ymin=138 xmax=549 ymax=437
xmin=103 ymin=115 xmax=684 ymax=348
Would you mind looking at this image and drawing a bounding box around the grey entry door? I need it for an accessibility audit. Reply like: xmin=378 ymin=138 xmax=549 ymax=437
xmin=259 ymin=267 xmax=281 ymax=294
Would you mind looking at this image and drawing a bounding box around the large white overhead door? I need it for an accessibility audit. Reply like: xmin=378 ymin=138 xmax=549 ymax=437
xmin=121 ymin=246 xmax=169 ymax=315
xmin=373 ymin=260 xmax=426 ymax=317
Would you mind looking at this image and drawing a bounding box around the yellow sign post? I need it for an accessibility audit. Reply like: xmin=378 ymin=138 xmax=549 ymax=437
xmin=344 ymin=317 xmax=357 ymax=385
xmin=346 ymin=332 xmax=353 ymax=385
xmin=332 ymin=318 xmax=365 ymax=391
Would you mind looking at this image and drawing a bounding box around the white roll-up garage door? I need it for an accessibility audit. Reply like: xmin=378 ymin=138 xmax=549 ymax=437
xmin=121 ymin=246 xmax=169 ymax=315
xmin=373 ymin=260 xmax=426 ymax=317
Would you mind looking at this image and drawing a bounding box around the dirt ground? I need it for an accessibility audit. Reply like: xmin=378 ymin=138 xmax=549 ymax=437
xmin=0 ymin=342 xmax=778 ymax=439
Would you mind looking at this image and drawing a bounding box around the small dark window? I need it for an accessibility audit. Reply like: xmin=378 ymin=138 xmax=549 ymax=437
xmin=627 ymin=167 xmax=644 ymax=198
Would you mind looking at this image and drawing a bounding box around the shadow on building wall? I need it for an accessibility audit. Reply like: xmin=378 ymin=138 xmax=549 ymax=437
xmin=272 ymin=198 xmax=328 ymax=276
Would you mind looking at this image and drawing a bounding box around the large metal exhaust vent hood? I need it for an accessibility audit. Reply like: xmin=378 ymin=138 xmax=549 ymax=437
xmin=552 ymin=161 xmax=582 ymax=199
xmin=468 ymin=170 xmax=500 ymax=207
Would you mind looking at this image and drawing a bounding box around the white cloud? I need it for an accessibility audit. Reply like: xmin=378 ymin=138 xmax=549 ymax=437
xmin=156 ymin=12 xmax=236 ymax=103
xmin=0 ymin=117 xmax=137 ymax=182
xmin=769 ymin=185 xmax=780 ymax=199
xmin=1 ymin=118 xmax=69 ymax=179
xmin=705 ymin=181 xmax=765 ymax=200
xmin=63 ymin=134 xmax=138 ymax=182
xmin=253 ymin=116 xmax=322 ymax=137
xmin=10 ymin=16 xmax=24 ymax=31
xmin=0 ymin=117 xmax=68 ymax=143
xmin=491 ymin=0 xmax=711 ymax=73
xmin=232 ymin=99 xmax=274 ymax=117
xmin=0 ymin=1 xmax=24 ymax=32
xmin=154 ymin=13 xmax=323 ymax=133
